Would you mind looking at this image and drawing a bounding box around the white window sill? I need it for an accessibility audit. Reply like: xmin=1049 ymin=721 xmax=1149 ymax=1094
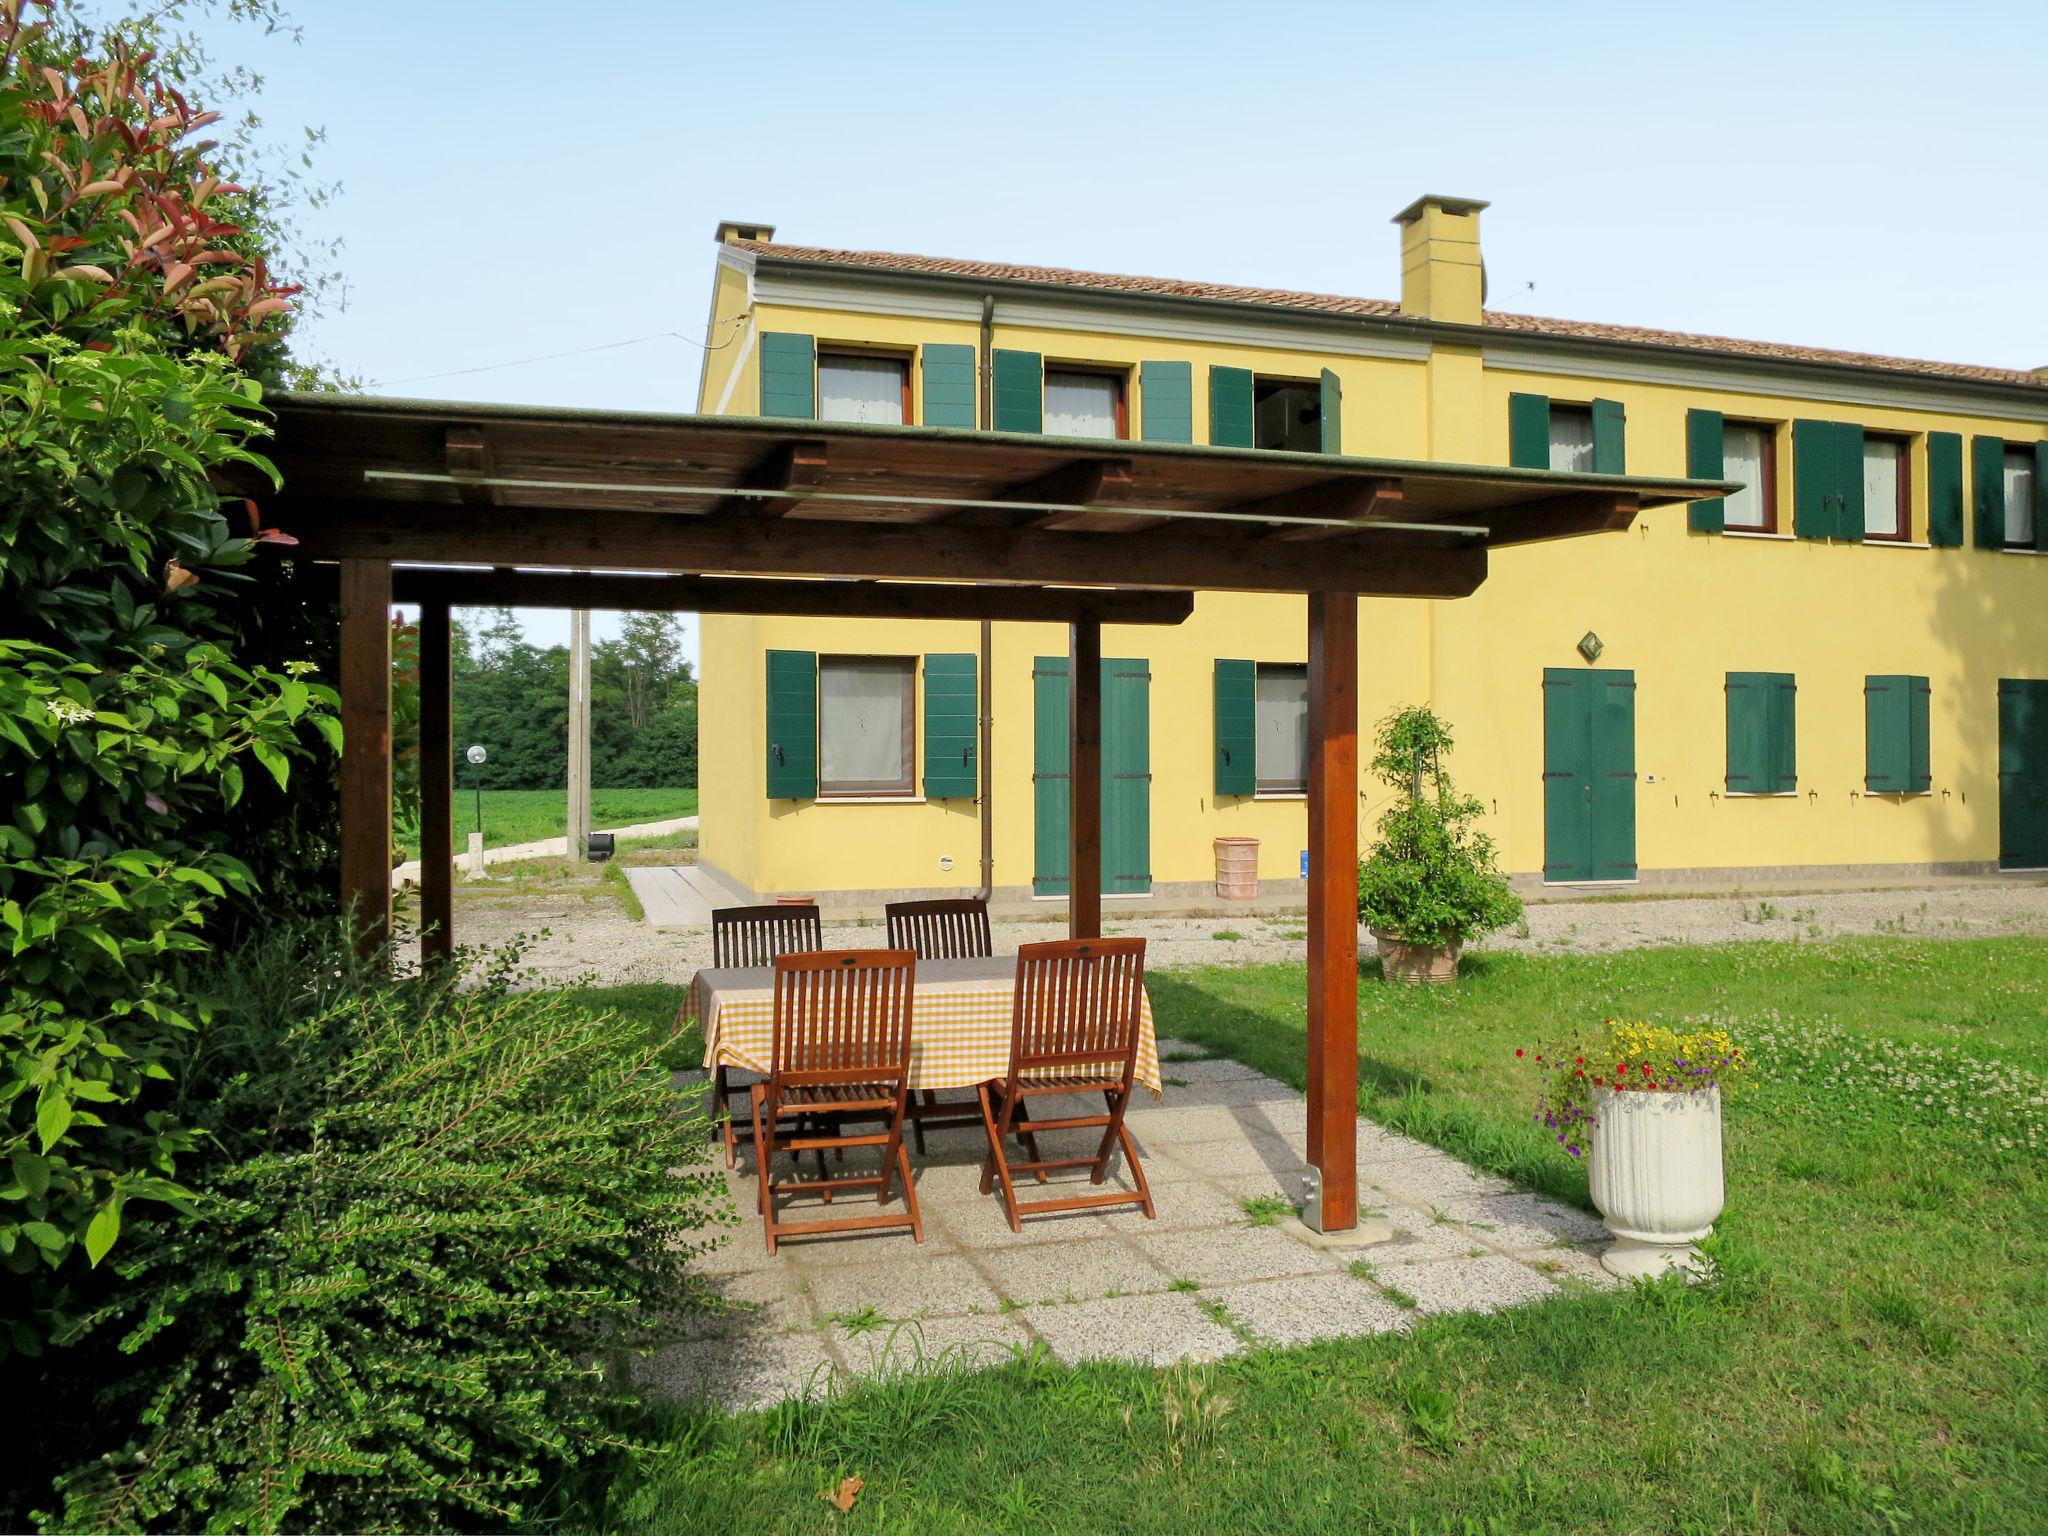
xmin=1864 ymin=791 xmax=1933 ymax=798
xmin=1723 ymin=791 xmax=1798 ymax=799
xmin=1254 ymin=791 xmax=1307 ymax=801
xmin=814 ymin=794 xmax=925 ymax=806
xmin=1720 ymin=529 xmax=1793 ymax=541
xmin=1865 ymin=539 xmax=1932 ymax=550
xmin=1998 ymin=546 xmax=2041 ymax=556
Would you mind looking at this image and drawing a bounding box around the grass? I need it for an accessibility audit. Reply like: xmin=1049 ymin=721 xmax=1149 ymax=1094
xmin=401 ymin=786 xmax=697 ymax=859
xmin=547 ymin=938 xmax=2048 ymax=1535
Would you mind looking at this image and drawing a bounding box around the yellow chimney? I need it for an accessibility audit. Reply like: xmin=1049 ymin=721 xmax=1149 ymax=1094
xmin=716 ymin=220 xmax=776 ymax=245
xmin=1392 ymin=195 xmax=1489 ymax=325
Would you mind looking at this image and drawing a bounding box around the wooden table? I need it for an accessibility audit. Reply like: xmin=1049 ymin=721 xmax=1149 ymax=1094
xmin=693 ymin=954 xmax=1163 ymax=1095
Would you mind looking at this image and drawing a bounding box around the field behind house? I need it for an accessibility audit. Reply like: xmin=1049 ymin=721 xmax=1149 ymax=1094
xmin=552 ymin=937 xmax=2048 ymax=1536
xmin=403 ymin=786 xmax=697 ymax=860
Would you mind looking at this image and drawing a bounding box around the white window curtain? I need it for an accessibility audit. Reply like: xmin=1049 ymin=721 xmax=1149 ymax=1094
xmin=818 ymin=356 xmax=906 ymax=425
xmin=1044 ymin=372 xmax=1120 ymax=438
xmin=1862 ymin=438 xmax=1902 ymax=537
xmin=1722 ymin=423 xmax=1768 ymax=528
xmin=819 ymin=658 xmax=911 ymax=790
xmin=2005 ymin=452 xmax=2037 ymax=546
xmin=1547 ymin=409 xmax=1595 ymax=473
xmin=1255 ymin=665 xmax=1309 ymax=790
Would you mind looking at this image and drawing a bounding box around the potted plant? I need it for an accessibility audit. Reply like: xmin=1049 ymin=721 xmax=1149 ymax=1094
xmin=1518 ymin=1019 xmax=1750 ymax=1279
xmin=1355 ymin=706 xmax=1521 ymax=983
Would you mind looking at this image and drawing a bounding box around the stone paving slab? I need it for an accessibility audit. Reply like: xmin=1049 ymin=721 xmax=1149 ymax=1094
xmin=1213 ymin=1271 xmax=1413 ymax=1347
xmin=653 ymin=1062 xmax=1611 ymax=1408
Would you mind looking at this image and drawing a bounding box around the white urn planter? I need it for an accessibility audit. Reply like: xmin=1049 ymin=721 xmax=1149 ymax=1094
xmin=1585 ymin=1084 xmax=1724 ymax=1280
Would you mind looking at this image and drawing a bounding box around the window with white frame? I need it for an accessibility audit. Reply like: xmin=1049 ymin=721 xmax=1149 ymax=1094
xmin=1044 ymin=369 xmax=1125 ymax=438
xmin=1255 ymin=663 xmax=1309 ymax=793
xmin=818 ymin=656 xmax=914 ymax=796
xmin=2005 ymin=446 xmax=2038 ymax=547
xmin=818 ymin=352 xmax=908 ymax=425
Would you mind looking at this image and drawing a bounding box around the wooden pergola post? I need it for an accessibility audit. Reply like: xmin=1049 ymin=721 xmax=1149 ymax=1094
xmin=1068 ymin=618 xmax=1103 ymax=940
xmin=338 ymin=558 xmax=394 ymax=959
xmin=1304 ymin=590 xmax=1360 ymax=1231
xmin=417 ymin=597 xmax=454 ymax=970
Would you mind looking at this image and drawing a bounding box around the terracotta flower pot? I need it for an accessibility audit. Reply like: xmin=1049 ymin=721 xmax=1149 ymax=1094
xmin=1586 ymin=1083 xmax=1725 ymax=1280
xmin=1372 ymin=931 xmax=1461 ymax=984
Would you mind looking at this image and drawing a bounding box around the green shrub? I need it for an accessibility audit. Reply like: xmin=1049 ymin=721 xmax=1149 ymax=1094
xmin=46 ymin=924 xmax=733 ymax=1533
xmin=1355 ymin=706 xmax=1522 ymax=949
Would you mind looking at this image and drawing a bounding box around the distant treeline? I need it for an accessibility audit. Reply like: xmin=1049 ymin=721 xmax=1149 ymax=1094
xmin=454 ymin=610 xmax=697 ymax=790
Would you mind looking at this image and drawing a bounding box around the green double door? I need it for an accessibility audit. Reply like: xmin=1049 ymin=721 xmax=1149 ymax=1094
xmin=1999 ymin=680 xmax=2048 ymax=870
xmin=1033 ymin=656 xmax=1151 ymax=897
xmin=1542 ymin=667 xmax=1638 ymax=883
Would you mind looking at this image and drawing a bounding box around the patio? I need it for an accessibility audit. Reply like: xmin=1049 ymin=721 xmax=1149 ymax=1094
xmin=651 ymin=1039 xmax=1612 ymax=1411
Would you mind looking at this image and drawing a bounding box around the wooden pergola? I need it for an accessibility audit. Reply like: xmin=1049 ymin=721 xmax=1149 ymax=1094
xmin=262 ymin=393 xmax=1724 ymax=1233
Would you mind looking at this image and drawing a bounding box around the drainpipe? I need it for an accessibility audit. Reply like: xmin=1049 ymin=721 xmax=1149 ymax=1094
xmin=975 ymin=294 xmax=996 ymax=901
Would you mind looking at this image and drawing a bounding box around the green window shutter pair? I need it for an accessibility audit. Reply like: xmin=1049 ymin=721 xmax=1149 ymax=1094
xmin=992 ymin=349 xmax=1043 ymax=433
xmin=1319 ymin=368 xmax=1343 ymax=454
xmin=922 ymin=344 xmax=977 ymax=429
xmin=1725 ymin=672 xmax=1797 ymax=794
xmin=1209 ymin=366 xmax=1254 ymax=447
xmin=765 ymin=649 xmax=819 ymax=798
xmin=1685 ymin=408 xmax=1726 ymax=532
xmin=922 ymin=653 xmax=978 ymax=798
xmin=1864 ymin=675 xmax=1931 ymax=793
xmin=1213 ymin=659 xmax=1257 ymax=796
xmin=759 ymin=332 xmax=817 ymax=419
xmin=1792 ymin=419 xmax=1866 ymax=541
xmin=1141 ymin=360 xmax=1194 ymax=443
xmin=1507 ymin=392 xmax=1625 ymax=471
xmin=1508 ymin=392 xmax=1550 ymax=469
xmin=1927 ymin=432 xmax=1965 ymax=547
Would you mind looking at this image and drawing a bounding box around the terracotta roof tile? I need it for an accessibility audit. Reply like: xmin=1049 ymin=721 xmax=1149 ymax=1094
xmin=737 ymin=240 xmax=2045 ymax=392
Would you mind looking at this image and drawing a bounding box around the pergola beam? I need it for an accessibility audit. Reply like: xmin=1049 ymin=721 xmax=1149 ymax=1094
xmin=385 ymin=566 xmax=1196 ymax=625
xmin=708 ymin=439 xmax=829 ymax=519
xmin=1260 ymin=478 xmax=1407 ymax=542
xmin=947 ymin=457 xmax=1137 ymax=530
xmin=290 ymin=503 xmax=1488 ymax=599
xmin=444 ymin=427 xmax=498 ymax=507
xmin=1447 ymin=491 xmax=1638 ymax=546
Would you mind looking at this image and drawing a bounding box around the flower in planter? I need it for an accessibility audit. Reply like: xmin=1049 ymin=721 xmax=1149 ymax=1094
xmin=1517 ymin=1017 xmax=1750 ymax=1157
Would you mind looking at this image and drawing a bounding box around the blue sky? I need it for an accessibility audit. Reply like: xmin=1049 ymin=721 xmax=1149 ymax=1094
xmin=203 ymin=0 xmax=2045 ymax=659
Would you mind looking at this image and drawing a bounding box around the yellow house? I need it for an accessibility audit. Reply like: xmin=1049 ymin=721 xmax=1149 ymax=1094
xmin=692 ymin=197 xmax=2048 ymax=904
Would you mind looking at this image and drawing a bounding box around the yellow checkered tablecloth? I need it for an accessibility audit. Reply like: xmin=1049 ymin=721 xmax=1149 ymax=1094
xmin=693 ymin=955 xmax=1162 ymax=1096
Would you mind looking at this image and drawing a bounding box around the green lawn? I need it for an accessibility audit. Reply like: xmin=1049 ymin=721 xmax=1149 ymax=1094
xmin=549 ymin=940 xmax=2048 ymax=1535
xmin=404 ymin=786 xmax=697 ymax=860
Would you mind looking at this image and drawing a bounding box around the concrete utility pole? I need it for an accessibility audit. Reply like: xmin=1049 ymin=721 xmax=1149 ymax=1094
xmin=565 ymin=608 xmax=592 ymax=866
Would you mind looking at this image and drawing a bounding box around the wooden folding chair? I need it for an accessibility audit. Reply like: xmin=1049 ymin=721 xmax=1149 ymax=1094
xmin=751 ymin=949 xmax=923 ymax=1255
xmin=710 ymin=903 xmax=822 ymax=1168
xmin=885 ymin=897 xmax=999 ymax=1153
xmin=978 ymin=937 xmax=1155 ymax=1230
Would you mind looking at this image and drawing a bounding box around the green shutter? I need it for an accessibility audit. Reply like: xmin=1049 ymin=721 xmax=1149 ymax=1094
xmin=1833 ymin=421 xmax=1866 ymax=543
xmin=1319 ymin=368 xmax=1343 ymax=455
xmin=921 ymin=344 xmax=976 ymax=429
xmin=992 ymin=350 xmax=1042 ymax=433
xmin=1209 ymin=365 xmax=1254 ymax=447
xmin=921 ymin=653 xmax=978 ymax=798
xmin=1213 ymin=659 xmax=1256 ymax=797
xmin=1973 ymin=434 xmax=2006 ymax=547
xmin=1685 ymin=408 xmax=1726 ymax=533
xmin=1927 ymin=432 xmax=1964 ymax=547
xmin=1908 ymin=676 xmax=1931 ymax=791
xmin=1865 ymin=675 xmax=1909 ymax=792
xmin=1727 ymin=671 xmax=1795 ymax=793
xmin=758 ymin=332 xmax=815 ymax=419
xmin=1032 ymin=657 xmax=1069 ymax=894
xmin=1793 ymin=419 xmax=1835 ymax=540
xmin=2034 ymin=441 xmax=2048 ymax=553
xmin=1591 ymin=398 xmax=1626 ymax=474
xmin=1509 ymin=393 xmax=1551 ymax=469
xmin=1139 ymin=360 xmax=1193 ymax=443
xmin=1769 ymin=675 xmax=1798 ymax=793
xmin=765 ymin=649 xmax=817 ymax=799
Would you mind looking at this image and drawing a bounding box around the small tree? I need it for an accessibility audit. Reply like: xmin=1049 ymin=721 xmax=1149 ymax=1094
xmin=1356 ymin=706 xmax=1522 ymax=949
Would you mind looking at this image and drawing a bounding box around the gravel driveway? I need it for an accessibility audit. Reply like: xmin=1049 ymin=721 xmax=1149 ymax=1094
xmin=434 ymin=879 xmax=2048 ymax=989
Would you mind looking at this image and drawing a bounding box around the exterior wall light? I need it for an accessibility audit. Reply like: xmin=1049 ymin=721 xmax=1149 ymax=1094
xmin=1577 ymin=632 xmax=1605 ymax=663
